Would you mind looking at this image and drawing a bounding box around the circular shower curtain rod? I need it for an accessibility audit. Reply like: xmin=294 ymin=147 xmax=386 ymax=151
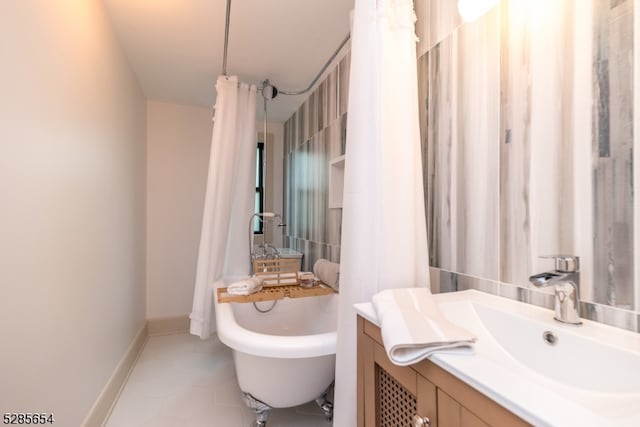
xmin=220 ymin=0 xmax=350 ymax=99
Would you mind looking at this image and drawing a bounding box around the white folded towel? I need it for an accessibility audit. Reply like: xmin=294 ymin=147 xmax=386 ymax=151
xmin=313 ymin=259 xmax=340 ymax=291
xmin=226 ymin=277 xmax=264 ymax=296
xmin=372 ymin=288 xmax=476 ymax=366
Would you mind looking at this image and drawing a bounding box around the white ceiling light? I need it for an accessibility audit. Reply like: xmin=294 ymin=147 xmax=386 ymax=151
xmin=458 ymin=0 xmax=499 ymax=22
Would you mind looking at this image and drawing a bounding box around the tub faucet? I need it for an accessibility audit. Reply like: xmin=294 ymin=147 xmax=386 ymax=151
xmin=529 ymin=255 xmax=582 ymax=325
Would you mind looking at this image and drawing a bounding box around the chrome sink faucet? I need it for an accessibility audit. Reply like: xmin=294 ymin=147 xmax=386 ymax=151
xmin=529 ymin=255 xmax=582 ymax=325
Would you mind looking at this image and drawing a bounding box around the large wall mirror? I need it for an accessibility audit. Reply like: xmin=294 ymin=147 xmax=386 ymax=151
xmin=282 ymin=0 xmax=639 ymax=314
xmin=420 ymin=0 xmax=638 ymax=312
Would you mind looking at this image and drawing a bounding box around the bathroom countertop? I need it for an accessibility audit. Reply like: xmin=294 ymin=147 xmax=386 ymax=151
xmin=354 ymin=290 xmax=640 ymax=427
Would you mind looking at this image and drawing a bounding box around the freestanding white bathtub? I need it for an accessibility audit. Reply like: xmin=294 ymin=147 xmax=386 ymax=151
xmin=214 ymin=279 xmax=337 ymax=424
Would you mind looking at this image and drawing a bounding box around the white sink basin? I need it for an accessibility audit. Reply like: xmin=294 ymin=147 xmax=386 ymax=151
xmin=355 ymin=289 xmax=640 ymax=427
xmin=471 ymin=302 xmax=640 ymax=394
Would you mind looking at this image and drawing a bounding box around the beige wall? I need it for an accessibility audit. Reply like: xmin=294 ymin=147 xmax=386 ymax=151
xmin=146 ymin=101 xmax=212 ymax=319
xmin=146 ymin=101 xmax=286 ymax=319
xmin=0 ymin=1 xmax=146 ymax=425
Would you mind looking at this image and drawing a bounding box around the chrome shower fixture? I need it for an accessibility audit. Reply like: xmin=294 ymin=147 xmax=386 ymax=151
xmin=261 ymin=79 xmax=279 ymax=100
xmin=253 ymin=212 xmax=285 ymax=226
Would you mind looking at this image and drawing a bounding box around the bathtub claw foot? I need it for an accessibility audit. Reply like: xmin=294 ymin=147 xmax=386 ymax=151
xmin=314 ymin=381 xmax=334 ymax=421
xmin=253 ymin=413 xmax=268 ymax=427
xmin=317 ymin=400 xmax=333 ymax=422
xmin=242 ymin=392 xmax=271 ymax=427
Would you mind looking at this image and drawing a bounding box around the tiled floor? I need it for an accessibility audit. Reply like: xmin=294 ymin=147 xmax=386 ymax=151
xmin=105 ymin=333 xmax=333 ymax=427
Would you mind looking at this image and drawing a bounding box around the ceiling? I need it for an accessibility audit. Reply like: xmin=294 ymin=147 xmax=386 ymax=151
xmin=102 ymin=0 xmax=354 ymax=122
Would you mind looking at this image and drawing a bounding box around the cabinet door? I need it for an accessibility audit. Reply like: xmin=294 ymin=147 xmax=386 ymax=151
xmin=461 ymin=408 xmax=490 ymax=427
xmin=438 ymin=389 xmax=460 ymax=427
xmin=417 ymin=375 xmax=438 ymax=427
xmin=438 ymin=389 xmax=489 ymax=427
xmin=358 ymin=317 xmax=437 ymax=427
xmin=371 ymin=342 xmax=418 ymax=427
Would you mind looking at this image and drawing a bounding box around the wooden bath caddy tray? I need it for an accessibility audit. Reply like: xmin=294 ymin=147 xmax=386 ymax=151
xmin=217 ymin=258 xmax=336 ymax=303
xmin=216 ymin=282 xmax=335 ymax=303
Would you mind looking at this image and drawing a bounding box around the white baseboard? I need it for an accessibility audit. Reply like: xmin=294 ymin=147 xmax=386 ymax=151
xmin=82 ymin=316 xmax=190 ymax=426
xmin=147 ymin=315 xmax=190 ymax=336
xmin=81 ymin=322 xmax=148 ymax=427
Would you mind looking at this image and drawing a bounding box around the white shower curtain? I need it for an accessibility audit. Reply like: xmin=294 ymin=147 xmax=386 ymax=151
xmin=333 ymin=0 xmax=430 ymax=425
xmin=190 ymin=75 xmax=257 ymax=339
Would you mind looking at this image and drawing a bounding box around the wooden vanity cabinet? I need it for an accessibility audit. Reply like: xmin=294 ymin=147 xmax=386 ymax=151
xmin=357 ymin=316 xmax=530 ymax=427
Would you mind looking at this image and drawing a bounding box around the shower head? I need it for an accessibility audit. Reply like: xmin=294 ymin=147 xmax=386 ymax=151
xmin=261 ymin=79 xmax=279 ymax=100
xmin=254 ymin=212 xmax=286 ymax=227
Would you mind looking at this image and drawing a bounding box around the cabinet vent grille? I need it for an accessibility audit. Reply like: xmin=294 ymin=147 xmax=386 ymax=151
xmin=375 ymin=364 xmax=417 ymax=427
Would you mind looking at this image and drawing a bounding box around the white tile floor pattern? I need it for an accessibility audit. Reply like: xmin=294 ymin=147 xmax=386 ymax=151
xmin=105 ymin=333 xmax=333 ymax=427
